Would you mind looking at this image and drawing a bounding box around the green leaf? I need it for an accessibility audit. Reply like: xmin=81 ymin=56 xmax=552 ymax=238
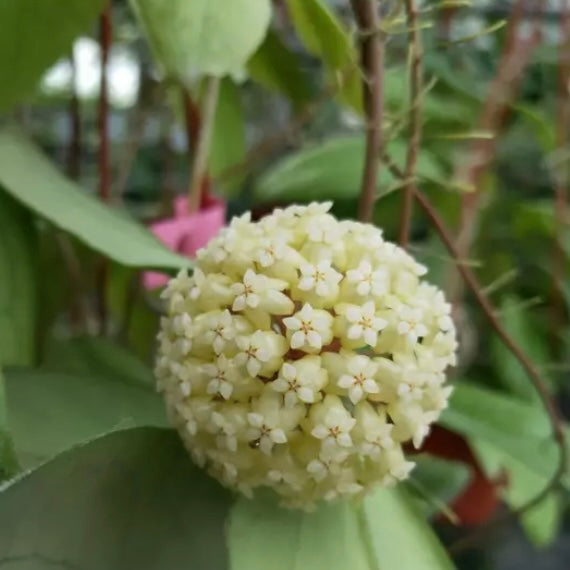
xmin=408 ymin=455 xmax=471 ymax=520
xmin=440 ymin=383 xmax=564 ymax=487
xmin=0 ymin=129 xmax=189 ymax=270
xmin=490 ymin=295 xmax=550 ymax=401
xmin=130 ymin=0 xmax=271 ymax=80
xmin=284 ymin=0 xmax=361 ymax=112
xmin=0 ymin=191 xmax=36 ymax=367
xmin=472 ymin=439 xmax=561 ymax=548
xmin=229 ymin=488 xmax=454 ymax=570
xmin=209 ymin=78 xmax=246 ymax=194
xmin=254 ymin=136 xmax=444 ymax=202
xmin=0 ymin=428 xmax=231 ymax=570
xmin=0 ymin=0 xmax=107 ymax=113
xmin=229 ymin=493 xmax=370 ymax=570
xmin=0 ymin=370 xmax=19 ymax=481
xmin=247 ymin=30 xmax=313 ymax=108
xmin=4 ymin=367 xmax=166 ymax=468
xmin=363 ymin=487 xmax=456 ymax=570
xmin=41 ymin=335 xmax=155 ymax=388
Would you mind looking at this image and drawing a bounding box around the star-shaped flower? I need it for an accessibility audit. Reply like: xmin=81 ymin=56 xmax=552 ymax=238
xmin=203 ymin=310 xmax=235 ymax=354
xmin=297 ymin=259 xmax=342 ymax=297
xmin=272 ymin=357 xmax=323 ymax=408
xmin=283 ymin=303 xmax=333 ymax=351
xmin=396 ymin=306 xmax=429 ymax=344
xmin=203 ymin=354 xmax=237 ymax=400
xmin=311 ymin=405 xmax=356 ymax=449
xmin=231 ymin=269 xmax=267 ymax=311
xmin=344 ymin=301 xmax=387 ymax=346
xmin=337 ymin=354 xmax=380 ymax=404
xmin=346 ymin=260 xmax=389 ymax=297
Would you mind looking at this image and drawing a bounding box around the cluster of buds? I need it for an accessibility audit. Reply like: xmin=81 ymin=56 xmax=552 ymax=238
xmin=156 ymin=202 xmax=457 ymax=509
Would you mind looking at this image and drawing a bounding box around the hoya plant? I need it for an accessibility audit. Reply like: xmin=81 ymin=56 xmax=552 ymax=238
xmin=0 ymin=1 xmax=568 ymax=569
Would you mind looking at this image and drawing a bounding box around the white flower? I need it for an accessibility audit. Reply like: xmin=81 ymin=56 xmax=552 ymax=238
xmin=156 ymin=202 xmax=457 ymax=508
xmin=203 ymin=310 xmax=234 ymax=354
xmin=344 ymin=301 xmax=387 ymax=346
xmin=337 ymin=355 xmax=380 ymax=404
xmin=298 ymin=260 xmax=342 ymax=297
xmin=231 ymin=269 xmax=266 ymax=311
xmin=272 ymin=357 xmax=324 ymax=407
xmin=203 ymin=354 xmax=237 ymax=400
xmin=283 ymin=303 xmax=333 ymax=351
xmin=311 ymin=405 xmax=356 ymax=449
xmin=346 ymin=260 xmax=388 ymax=297
xmin=396 ymin=306 xmax=429 ymax=344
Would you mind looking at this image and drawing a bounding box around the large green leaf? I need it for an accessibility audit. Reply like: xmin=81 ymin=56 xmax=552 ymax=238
xmin=254 ymin=136 xmax=444 ymax=202
xmin=0 ymin=0 xmax=107 ymax=113
xmin=229 ymin=488 xmax=454 ymax=570
xmin=229 ymin=494 xmax=370 ymax=570
xmin=4 ymin=366 xmax=166 ymax=468
xmin=42 ymin=335 xmax=154 ymax=388
xmin=130 ymin=0 xmax=271 ymax=80
xmin=363 ymin=488 xmax=455 ymax=570
xmin=440 ymin=383 xmax=564 ymax=486
xmin=0 ymin=370 xmax=18 ymax=481
xmin=0 ymin=130 xmax=189 ymax=270
xmin=0 ymin=192 xmax=36 ymax=367
xmin=472 ymin=439 xmax=561 ymax=548
xmin=209 ymin=78 xmax=246 ymax=194
xmin=0 ymin=428 xmax=231 ymax=570
xmin=284 ymin=0 xmax=361 ymax=111
xmin=247 ymin=30 xmax=313 ymax=108
xmin=490 ymin=295 xmax=550 ymax=402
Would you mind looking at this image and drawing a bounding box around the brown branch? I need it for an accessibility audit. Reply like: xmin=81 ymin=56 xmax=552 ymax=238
xmin=67 ymin=51 xmax=81 ymax=181
xmin=187 ymin=77 xmax=219 ymax=213
xmin=96 ymin=3 xmax=112 ymax=335
xmin=399 ymin=0 xmax=423 ymax=247
xmin=551 ymin=0 xmax=570 ymax=343
xmin=350 ymin=0 xmax=384 ymax=223
xmin=382 ymin=151 xmax=568 ymax=553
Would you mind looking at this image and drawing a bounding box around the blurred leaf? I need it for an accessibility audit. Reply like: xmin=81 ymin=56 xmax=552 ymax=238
xmin=490 ymin=295 xmax=550 ymax=402
xmin=230 ymin=493 xmax=369 ymax=570
xmin=0 ymin=192 xmax=36 ymax=367
xmin=472 ymin=439 xmax=561 ymax=548
xmin=4 ymin=367 xmax=166 ymax=468
xmin=408 ymin=455 xmax=471 ymax=520
xmin=0 ymin=428 xmax=231 ymax=570
xmin=440 ymin=383 xmax=565 ymax=487
xmin=130 ymin=0 xmax=271 ymax=80
xmin=0 ymin=370 xmax=18 ymax=481
xmin=42 ymin=335 xmax=154 ymax=388
xmin=284 ymin=0 xmax=361 ymax=112
xmin=443 ymin=20 xmax=506 ymax=46
xmin=363 ymin=487 xmax=455 ymax=570
xmin=247 ymin=30 xmax=313 ymax=108
xmin=0 ymin=129 xmax=189 ymax=270
xmin=254 ymin=136 xmax=444 ymax=202
xmin=516 ymin=104 xmax=556 ymax=152
xmin=230 ymin=487 xmax=454 ymax=570
xmin=209 ymin=78 xmax=246 ymax=194
xmin=0 ymin=0 xmax=107 ymax=113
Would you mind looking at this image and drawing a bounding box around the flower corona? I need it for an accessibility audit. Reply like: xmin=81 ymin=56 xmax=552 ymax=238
xmin=156 ymin=202 xmax=457 ymax=508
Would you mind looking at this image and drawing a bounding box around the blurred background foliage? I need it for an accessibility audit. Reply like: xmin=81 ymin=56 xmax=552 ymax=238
xmin=0 ymin=1 xmax=569 ymax=569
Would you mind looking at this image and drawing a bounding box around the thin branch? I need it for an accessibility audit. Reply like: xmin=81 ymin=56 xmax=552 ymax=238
xmin=382 ymin=151 xmax=568 ymax=552
xmin=350 ymin=0 xmax=384 ymax=223
xmin=67 ymin=50 xmax=81 ymax=181
xmin=96 ymin=3 xmax=112 ymax=335
xmin=399 ymin=0 xmax=423 ymax=247
xmin=551 ymin=0 xmax=570 ymax=342
xmin=187 ymin=76 xmax=220 ymax=213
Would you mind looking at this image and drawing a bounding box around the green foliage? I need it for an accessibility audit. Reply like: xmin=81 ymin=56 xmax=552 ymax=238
xmin=0 ymin=0 xmax=107 ymax=113
xmin=284 ymin=0 xmax=362 ymax=112
xmin=209 ymin=78 xmax=246 ymax=194
xmin=230 ymin=487 xmax=455 ymax=570
xmin=247 ymin=30 xmax=314 ymax=108
xmin=0 ymin=192 xmax=36 ymax=367
xmin=254 ymin=136 xmax=444 ymax=202
xmin=490 ymin=295 xmax=550 ymax=401
xmin=0 ymin=371 xmax=19 ymax=481
xmin=0 ymin=130 xmax=189 ymax=270
xmin=441 ymin=383 xmax=564 ymax=488
xmin=4 ymin=360 xmax=165 ymax=468
xmin=0 ymin=428 xmax=232 ymax=570
xmin=130 ymin=0 xmax=271 ymax=80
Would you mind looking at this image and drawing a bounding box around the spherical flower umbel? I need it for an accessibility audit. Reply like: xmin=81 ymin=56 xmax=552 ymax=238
xmin=156 ymin=202 xmax=457 ymax=509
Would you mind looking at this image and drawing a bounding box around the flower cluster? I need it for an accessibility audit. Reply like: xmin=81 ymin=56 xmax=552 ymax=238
xmin=156 ymin=202 xmax=457 ymax=509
